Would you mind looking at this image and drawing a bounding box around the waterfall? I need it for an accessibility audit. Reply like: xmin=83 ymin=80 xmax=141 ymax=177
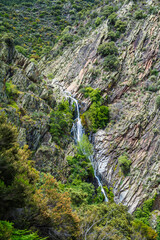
xmin=65 ymin=92 xmax=108 ymax=202
xmin=68 ymin=96 xmax=83 ymax=143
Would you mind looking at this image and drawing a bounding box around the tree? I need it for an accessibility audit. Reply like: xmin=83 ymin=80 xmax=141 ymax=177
xmin=0 ymin=220 xmax=45 ymax=240
xmin=118 ymin=155 xmax=131 ymax=176
xmin=0 ymin=113 xmax=38 ymax=219
xmin=32 ymin=174 xmax=80 ymax=240
xmin=50 ymin=100 xmax=73 ymax=146
xmin=98 ymin=42 xmax=118 ymax=57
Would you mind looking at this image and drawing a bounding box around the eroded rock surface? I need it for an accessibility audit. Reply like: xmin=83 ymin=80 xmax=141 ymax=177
xmin=41 ymin=1 xmax=160 ymax=212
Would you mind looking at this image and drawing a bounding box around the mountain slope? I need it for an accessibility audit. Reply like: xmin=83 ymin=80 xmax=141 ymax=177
xmin=41 ymin=0 xmax=160 ymax=213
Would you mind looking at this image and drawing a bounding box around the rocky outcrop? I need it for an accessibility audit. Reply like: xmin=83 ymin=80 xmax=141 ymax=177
xmin=0 ymin=37 xmax=52 ymax=151
xmin=41 ymin=1 xmax=160 ymax=212
xmin=93 ymin=13 xmax=160 ymax=212
xmin=0 ymin=0 xmax=160 ymax=213
xmin=34 ymin=132 xmax=72 ymax=182
xmin=0 ymin=35 xmax=72 ymax=181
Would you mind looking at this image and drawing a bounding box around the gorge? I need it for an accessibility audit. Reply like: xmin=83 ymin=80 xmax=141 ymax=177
xmin=0 ymin=0 xmax=160 ymax=239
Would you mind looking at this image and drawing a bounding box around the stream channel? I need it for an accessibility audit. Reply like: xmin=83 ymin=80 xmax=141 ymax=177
xmin=66 ymin=92 xmax=108 ymax=202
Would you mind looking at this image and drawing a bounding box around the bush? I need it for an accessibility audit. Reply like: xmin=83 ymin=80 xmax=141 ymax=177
xmin=0 ymin=113 xmax=38 ymax=218
xmin=118 ymin=155 xmax=131 ymax=175
xmin=61 ymin=33 xmax=74 ymax=46
xmin=82 ymin=102 xmax=109 ymax=132
xmin=77 ymin=134 xmax=93 ymax=158
xmin=115 ymin=20 xmax=127 ymax=33
xmin=108 ymin=12 xmax=117 ymax=25
xmin=0 ymin=221 xmax=45 ymax=240
xmin=47 ymin=73 xmax=54 ymax=79
xmin=103 ymin=55 xmax=119 ymax=71
xmin=15 ymin=45 xmax=27 ymax=56
xmin=50 ymin=100 xmax=73 ymax=146
xmin=67 ymin=153 xmax=94 ymax=183
xmin=134 ymin=10 xmax=146 ymax=19
xmin=107 ymin=31 xmax=118 ymax=41
xmin=150 ymin=69 xmax=159 ymax=76
xmin=5 ymin=81 xmax=19 ymax=100
xmin=102 ymin=5 xmax=114 ymax=18
xmin=98 ymin=41 xmax=118 ymax=57
xmin=95 ymin=17 xmax=102 ymax=26
xmin=81 ymin=87 xmax=109 ymax=132
xmin=134 ymin=196 xmax=156 ymax=225
xmin=132 ymin=219 xmax=157 ymax=240
xmin=89 ymin=68 xmax=101 ymax=80
xmin=80 ymin=87 xmax=102 ymax=103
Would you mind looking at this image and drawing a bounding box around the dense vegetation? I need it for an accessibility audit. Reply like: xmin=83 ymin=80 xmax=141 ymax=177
xmin=0 ymin=0 xmax=105 ymax=59
xmin=50 ymin=99 xmax=74 ymax=146
xmin=81 ymin=87 xmax=109 ymax=132
xmin=0 ymin=113 xmax=80 ymax=239
xmin=1 ymin=0 xmax=160 ymax=239
xmin=0 ymin=112 xmax=159 ymax=240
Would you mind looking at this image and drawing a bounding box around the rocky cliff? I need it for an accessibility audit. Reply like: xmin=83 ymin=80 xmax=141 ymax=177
xmin=0 ymin=35 xmax=71 ymax=182
xmin=40 ymin=0 xmax=160 ymax=212
xmin=1 ymin=0 xmax=160 ymax=214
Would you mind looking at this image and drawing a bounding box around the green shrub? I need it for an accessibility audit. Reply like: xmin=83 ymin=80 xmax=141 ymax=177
xmin=61 ymin=33 xmax=74 ymax=46
xmin=115 ymin=20 xmax=127 ymax=33
xmin=102 ymin=5 xmax=114 ymax=17
xmin=89 ymin=68 xmax=101 ymax=80
xmin=157 ymin=217 xmax=160 ymax=240
xmin=80 ymin=87 xmax=102 ymax=103
xmin=47 ymin=73 xmax=54 ymax=79
xmin=5 ymin=81 xmax=19 ymax=99
xmin=90 ymin=11 xmax=98 ymax=19
xmin=150 ymin=69 xmax=159 ymax=76
xmin=50 ymin=100 xmax=73 ymax=146
xmin=103 ymin=55 xmax=119 ymax=71
xmin=148 ymin=84 xmax=159 ymax=92
xmin=148 ymin=6 xmax=158 ymax=14
xmin=118 ymin=155 xmax=131 ymax=175
xmin=132 ymin=219 xmax=157 ymax=239
xmin=108 ymin=12 xmax=117 ymax=25
xmin=77 ymin=134 xmax=93 ymax=158
xmin=67 ymin=153 xmax=94 ymax=183
xmin=95 ymin=17 xmax=102 ymax=26
xmin=28 ymin=83 xmax=37 ymax=92
xmin=65 ymin=151 xmax=105 ymax=206
xmin=0 ymin=221 xmax=45 ymax=240
xmin=134 ymin=10 xmax=146 ymax=19
xmin=104 ymin=186 xmax=114 ymax=202
xmin=98 ymin=41 xmax=118 ymax=57
xmin=82 ymin=102 xmax=109 ymax=132
xmin=81 ymin=87 xmax=109 ymax=132
xmin=107 ymin=31 xmax=118 ymax=41
xmin=134 ymin=195 xmax=156 ymax=225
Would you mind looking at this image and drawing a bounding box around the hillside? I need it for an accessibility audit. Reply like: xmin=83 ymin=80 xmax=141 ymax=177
xmin=0 ymin=0 xmax=160 ymax=239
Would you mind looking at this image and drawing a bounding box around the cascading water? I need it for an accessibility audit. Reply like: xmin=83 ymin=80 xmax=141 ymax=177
xmin=65 ymin=92 xmax=108 ymax=202
xmin=69 ymin=96 xmax=83 ymax=143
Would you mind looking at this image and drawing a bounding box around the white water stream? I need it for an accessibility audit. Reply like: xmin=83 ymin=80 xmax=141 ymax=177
xmin=66 ymin=92 xmax=108 ymax=202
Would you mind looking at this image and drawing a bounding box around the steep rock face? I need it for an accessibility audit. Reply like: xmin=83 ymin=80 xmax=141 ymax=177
xmin=0 ymin=36 xmax=73 ymax=181
xmin=42 ymin=1 xmax=160 ymax=212
xmin=1 ymin=0 xmax=159 ymax=212
xmin=40 ymin=18 xmax=108 ymax=93
xmin=93 ymin=13 xmax=160 ymax=213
